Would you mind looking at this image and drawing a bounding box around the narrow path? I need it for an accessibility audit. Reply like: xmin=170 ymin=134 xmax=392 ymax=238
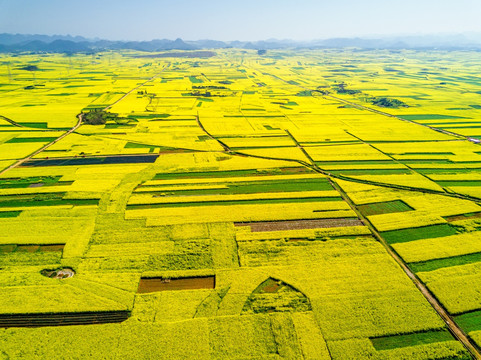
xmin=195 ymin=113 xmax=232 ymax=153
xmin=0 ymin=114 xmax=23 ymax=127
xmin=0 ymin=113 xmax=83 ymax=176
xmin=103 ymin=63 xmax=169 ymax=111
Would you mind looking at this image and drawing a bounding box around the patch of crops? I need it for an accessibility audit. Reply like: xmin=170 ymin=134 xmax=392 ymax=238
xmin=0 ymin=244 xmax=64 ymax=254
xmin=370 ymin=329 xmax=453 ymax=351
xmin=444 ymin=212 xmax=481 ymax=222
xmin=381 ymin=223 xmax=458 ymax=244
xmin=188 ymin=76 xmax=203 ymax=83
xmin=0 ymin=210 xmax=21 ymax=218
xmin=437 ymin=180 xmax=481 ymax=187
xmin=235 ymin=218 xmax=363 ymax=232
xmin=152 ymin=167 xmax=313 ymax=180
xmin=409 ymin=252 xmax=481 ymax=273
xmin=0 ymin=193 xmax=99 ymax=207
xmin=0 ymin=311 xmax=130 ymax=328
xmin=17 ymin=122 xmax=48 ymax=129
xmin=400 ymin=159 xmax=453 ymax=164
xmin=134 ymin=51 xmax=216 ymax=58
xmin=455 ymin=310 xmax=481 ymax=333
xmin=137 ymin=276 xmax=215 ymax=293
xmin=20 ymin=154 xmax=158 ymax=167
xmin=397 ymin=114 xmax=469 ymax=120
xmin=316 ymin=160 xmax=395 ymax=165
xmin=0 ymin=176 xmax=63 ymax=188
xmin=6 ymin=137 xmax=57 ymax=143
xmin=142 ymin=179 xmax=333 ymax=196
xmin=333 ymin=169 xmax=411 ymax=175
xmin=358 ymin=200 xmax=413 ymax=216
xmin=127 ymin=196 xmax=340 ymax=209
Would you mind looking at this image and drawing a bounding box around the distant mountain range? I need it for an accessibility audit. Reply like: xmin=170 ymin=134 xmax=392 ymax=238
xmin=1 ymin=33 xmax=481 ymax=53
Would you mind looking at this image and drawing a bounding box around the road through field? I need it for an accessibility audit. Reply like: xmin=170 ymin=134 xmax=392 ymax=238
xmin=0 ymin=113 xmax=83 ymax=176
xmin=0 ymin=64 xmax=169 ymax=177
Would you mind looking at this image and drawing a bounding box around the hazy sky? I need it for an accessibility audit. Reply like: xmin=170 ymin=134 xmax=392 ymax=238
xmin=1 ymin=0 xmax=481 ymax=41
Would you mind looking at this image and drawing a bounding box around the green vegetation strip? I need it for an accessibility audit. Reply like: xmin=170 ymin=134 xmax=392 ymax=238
xmin=455 ymin=311 xmax=481 ymax=334
xmin=381 ymin=223 xmax=458 ymax=244
xmin=152 ymin=167 xmax=313 ymax=180
xmin=188 ymin=76 xmax=203 ymax=83
xmin=127 ymin=196 xmax=341 ymax=209
xmin=0 ymin=193 xmax=99 ymax=208
xmin=409 ymin=252 xmax=481 ymax=273
xmin=0 ymin=176 xmax=62 ymax=188
xmin=370 ymin=329 xmax=453 ymax=351
xmin=6 ymin=137 xmax=58 ymax=143
xmin=141 ymin=179 xmax=333 ymax=196
xmin=358 ymin=200 xmax=413 ymax=216
xmin=0 ymin=210 xmax=21 ymax=218
xmin=17 ymin=122 xmax=48 ymax=129
xmin=332 ymin=169 xmax=411 ymax=175
xmin=396 ymin=114 xmax=469 ymax=120
xmin=437 ymin=180 xmax=481 ymax=187
xmin=316 ymin=160 xmax=395 ymax=165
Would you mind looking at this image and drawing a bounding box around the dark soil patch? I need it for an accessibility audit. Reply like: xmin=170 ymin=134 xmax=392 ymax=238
xmin=0 ymin=311 xmax=130 ymax=328
xmin=444 ymin=212 xmax=481 ymax=222
xmin=39 ymin=244 xmax=65 ymax=252
xmin=137 ymin=276 xmax=215 ymax=293
xmin=0 ymin=245 xmax=16 ymax=253
xmin=260 ymin=278 xmax=282 ymax=293
xmin=235 ymin=218 xmax=363 ymax=232
xmin=16 ymin=245 xmax=39 ymax=253
xmin=0 ymin=244 xmax=64 ymax=254
xmin=242 ymin=277 xmax=311 ymax=314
